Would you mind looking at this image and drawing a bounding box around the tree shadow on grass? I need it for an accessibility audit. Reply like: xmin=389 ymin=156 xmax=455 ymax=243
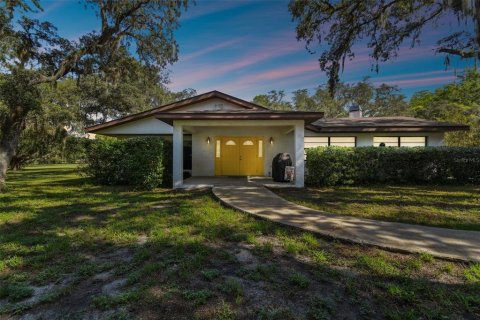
xmin=1 ymin=166 xmax=478 ymax=319
xmin=3 ymin=195 xmax=479 ymax=319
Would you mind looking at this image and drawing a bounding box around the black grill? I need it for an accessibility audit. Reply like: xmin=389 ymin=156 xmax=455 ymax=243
xmin=272 ymin=153 xmax=292 ymax=182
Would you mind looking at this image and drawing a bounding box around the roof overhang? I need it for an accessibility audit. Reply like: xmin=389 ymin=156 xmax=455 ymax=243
xmin=154 ymin=112 xmax=324 ymax=125
xmin=309 ymin=125 xmax=470 ymax=133
xmin=86 ymin=90 xmax=272 ymax=133
xmin=308 ymin=117 xmax=470 ymax=133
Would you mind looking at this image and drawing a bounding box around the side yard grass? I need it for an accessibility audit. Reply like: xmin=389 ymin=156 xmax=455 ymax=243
xmin=273 ymin=185 xmax=480 ymax=231
xmin=0 ymin=165 xmax=479 ymax=319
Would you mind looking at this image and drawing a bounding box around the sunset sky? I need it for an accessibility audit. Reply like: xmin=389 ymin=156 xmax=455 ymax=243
xmin=33 ymin=0 xmax=475 ymax=100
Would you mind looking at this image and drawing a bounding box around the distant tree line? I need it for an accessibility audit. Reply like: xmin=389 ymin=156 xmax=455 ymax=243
xmin=253 ymin=78 xmax=408 ymax=117
xmin=10 ymin=74 xmax=196 ymax=169
xmin=253 ymin=70 xmax=480 ymax=146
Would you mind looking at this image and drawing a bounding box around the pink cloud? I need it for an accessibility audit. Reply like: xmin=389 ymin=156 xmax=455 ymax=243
xmin=345 ymin=45 xmax=436 ymax=68
xmin=247 ymin=62 xmax=319 ymax=82
xmin=206 ymin=71 xmax=322 ymax=100
xmin=182 ymin=1 xmax=249 ymax=21
xmin=217 ymin=61 xmax=320 ymax=92
xmin=371 ymin=70 xmax=453 ymax=82
xmin=374 ymin=75 xmax=457 ymax=88
xmin=170 ymin=31 xmax=303 ymax=89
xmin=181 ymin=38 xmax=244 ymax=61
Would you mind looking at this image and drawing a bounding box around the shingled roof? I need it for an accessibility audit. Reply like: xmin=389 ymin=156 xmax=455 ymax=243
xmin=85 ymin=90 xmax=469 ymax=134
xmin=309 ymin=117 xmax=469 ymax=133
xmin=86 ymin=90 xmax=270 ymax=133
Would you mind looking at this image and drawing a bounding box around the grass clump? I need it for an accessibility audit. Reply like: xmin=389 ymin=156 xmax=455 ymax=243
xmin=300 ymin=233 xmax=319 ymax=247
xmin=182 ymin=289 xmax=213 ymax=306
xmin=418 ymin=252 xmax=434 ymax=263
xmin=256 ymin=306 xmax=295 ymax=320
xmin=202 ymin=268 xmax=221 ymax=281
xmin=0 ymin=283 xmax=34 ymax=302
xmin=254 ymin=241 xmax=274 ymax=254
xmin=386 ymin=308 xmax=418 ymax=320
xmin=385 ymin=284 xmax=416 ymax=303
xmin=356 ymin=254 xmax=398 ymax=277
xmin=307 ymin=296 xmax=332 ymax=320
xmin=220 ymin=278 xmax=244 ymax=303
xmin=288 ymin=272 xmax=310 ymax=289
xmin=441 ymin=263 xmax=455 ymax=274
xmin=464 ymin=263 xmax=480 ymax=284
xmin=0 ymin=256 xmax=24 ymax=272
xmin=282 ymin=238 xmax=309 ymax=255
xmin=243 ymin=264 xmax=277 ymax=282
xmin=312 ymin=250 xmax=329 ymax=264
xmin=92 ymin=289 xmax=142 ymax=309
xmin=214 ymin=301 xmax=235 ymax=320
xmin=132 ymin=248 xmax=151 ymax=263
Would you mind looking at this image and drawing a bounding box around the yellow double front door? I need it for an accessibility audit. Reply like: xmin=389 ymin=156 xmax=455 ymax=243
xmin=215 ymin=137 xmax=264 ymax=176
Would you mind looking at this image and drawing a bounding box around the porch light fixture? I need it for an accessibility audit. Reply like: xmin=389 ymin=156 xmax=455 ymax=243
xmin=206 ymin=137 xmax=211 ymax=144
xmin=269 ymin=137 xmax=274 ymax=145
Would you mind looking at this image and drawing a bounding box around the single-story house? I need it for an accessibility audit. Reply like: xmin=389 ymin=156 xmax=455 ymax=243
xmin=86 ymin=90 xmax=469 ymax=188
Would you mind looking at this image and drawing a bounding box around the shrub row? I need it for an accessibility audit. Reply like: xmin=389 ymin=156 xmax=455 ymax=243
xmin=306 ymin=147 xmax=480 ymax=186
xmin=84 ymin=137 xmax=172 ymax=189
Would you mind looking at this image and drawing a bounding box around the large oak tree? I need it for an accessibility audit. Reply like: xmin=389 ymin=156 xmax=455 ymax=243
xmin=0 ymin=0 xmax=189 ymax=189
xmin=289 ymin=0 xmax=480 ymax=93
xmin=410 ymin=70 xmax=480 ymax=146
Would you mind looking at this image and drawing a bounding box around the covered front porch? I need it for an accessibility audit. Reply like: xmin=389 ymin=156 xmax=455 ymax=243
xmin=168 ymin=119 xmax=306 ymax=189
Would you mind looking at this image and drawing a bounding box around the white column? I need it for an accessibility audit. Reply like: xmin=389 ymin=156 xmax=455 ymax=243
xmin=294 ymin=122 xmax=305 ymax=188
xmin=172 ymin=122 xmax=183 ymax=189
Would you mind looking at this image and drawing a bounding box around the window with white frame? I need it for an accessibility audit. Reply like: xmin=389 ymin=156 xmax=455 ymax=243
xmin=329 ymin=137 xmax=356 ymax=147
xmin=374 ymin=136 xmax=427 ymax=147
xmin=304 ymin=136 xmax=356 ymax=159
xmin=304 ymin=136 xmax=356 ymax=148
xmin=400 ymin=136 xmax=427 ymax=147
xmin=304 ymin=137 xmax=329 ymax=148
xmin=373 ymin=136 xmax=399 ymax=147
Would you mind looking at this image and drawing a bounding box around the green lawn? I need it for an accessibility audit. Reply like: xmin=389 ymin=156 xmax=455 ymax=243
xmin=0 ymin=165 xmax=479 ymax=319
xmin=273 ymin=185 xmax=480 ymax=231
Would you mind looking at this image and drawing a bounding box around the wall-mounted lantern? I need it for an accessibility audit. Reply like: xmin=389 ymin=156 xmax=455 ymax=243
xmin=206 ymin=137 xmax=211 ymax=144
xmin=269 ymin=137 xmax=274 ymax=145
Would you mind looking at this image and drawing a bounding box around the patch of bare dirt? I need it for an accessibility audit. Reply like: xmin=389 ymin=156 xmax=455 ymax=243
xmin=11 ymin=248 xmax=135 ymax=320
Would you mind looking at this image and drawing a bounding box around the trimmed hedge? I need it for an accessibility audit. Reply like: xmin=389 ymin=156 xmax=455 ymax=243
xmin=84 ymin=137 xmax=172 ymax=189
xmin=306 ymin=147 xmax=480 ymax=186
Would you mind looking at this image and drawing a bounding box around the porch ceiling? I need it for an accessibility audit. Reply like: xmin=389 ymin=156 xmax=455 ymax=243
xmin=182 ymin=125 xmax=294 ymax=133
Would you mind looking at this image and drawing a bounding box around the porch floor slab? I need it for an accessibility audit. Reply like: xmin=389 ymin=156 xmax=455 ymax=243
xmin=182 ymin=176 xmax=295 ymax=189
xmin=212 ymin=185 xmax=480 ymax=262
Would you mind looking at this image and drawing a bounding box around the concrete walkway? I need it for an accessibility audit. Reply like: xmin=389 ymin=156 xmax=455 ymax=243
xmin=212 ymin=185 xmax=480 ymax=262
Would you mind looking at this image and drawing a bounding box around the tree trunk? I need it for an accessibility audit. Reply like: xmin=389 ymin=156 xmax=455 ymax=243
xmin=0 ymin=112 xmax=25 ymax=191
xmin=0 ymin=148 xmax=9 ymax=190
xmin=476 ymin=0 xmax=480 ymax=59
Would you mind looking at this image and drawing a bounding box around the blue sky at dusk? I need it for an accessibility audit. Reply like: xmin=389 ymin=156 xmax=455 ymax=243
xmin=33 ymin=0 xmax=475 ymax=100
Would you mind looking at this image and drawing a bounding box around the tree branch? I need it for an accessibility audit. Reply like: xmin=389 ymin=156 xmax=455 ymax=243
xmin=437 ymin=48 xmax=477 ymax=58
xmin=31 ymin=0 xmax=150 ymax=85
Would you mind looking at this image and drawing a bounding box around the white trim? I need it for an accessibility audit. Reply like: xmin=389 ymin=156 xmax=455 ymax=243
xmin=176 ymin=119 xmax=304 ymax=127
xmin=173 ymin=123 xmax=183 ymax=189
xmin=294 ymin=123 xmax=305 ymax=188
